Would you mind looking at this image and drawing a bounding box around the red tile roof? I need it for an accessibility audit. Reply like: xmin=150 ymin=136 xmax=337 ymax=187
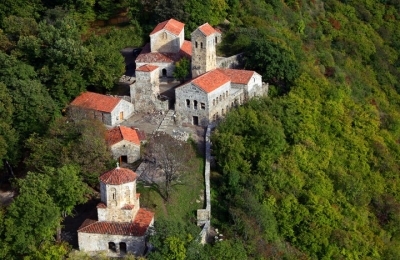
xmin=150 ymin=19 xmax=184 ymax=36
xmin=70 ymin=92 xmax=121 ymax=113
xmin=106 ymin=126 xmax=141 ymax=146
xmin=121 ymin=204 xmax=135 ymax=210
xmin=192 ymin=69 xmax=230 ymax=93
xmin=137 ymin=64 xmax=158 ymax=72
xmin=99 ymin=167 xmax=137 ymax=185
xmin=220 ymin=69 xmax=256 ymax=85
xmin=97 ymin=203 xmax=106 ymax=208
xmin=78 ymin=208 xmax=154 ymax=236
xmin=136 ymin=43 xmax=191 ymax=63
xmin=198 ymin=23 xmax=219 ymax=36
xmin=180 ymin=40 xmax=192 ymax=56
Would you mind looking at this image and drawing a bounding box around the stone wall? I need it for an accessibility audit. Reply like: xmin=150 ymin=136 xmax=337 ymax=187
xmin=217 ymin=53 xmax=245 ymax=69
xmin=99 ymin=182 xmax=139 ymax=222
xmin=175 ymin=83 xmax=210 ymax=126
xmin=110 ymin=140 xmax=141 ymax=164
xmin=191 ymin=29 xmax=217 ymax=77
xmin=136 ymin=61 xmax=175 ymax=78
xmin=78 ymin=232 xmax=146 ymax=256
xmin=197 ymin=125 xmax=212 ymax=244
xmin=110 ymin=100 xmax=134 ymax=126
xmin=150 ymin=30 xmax=183 ymax=53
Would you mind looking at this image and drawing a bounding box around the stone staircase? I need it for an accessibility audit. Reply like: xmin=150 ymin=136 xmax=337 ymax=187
xmin=155 ymin=110 xmax=175 ymax=133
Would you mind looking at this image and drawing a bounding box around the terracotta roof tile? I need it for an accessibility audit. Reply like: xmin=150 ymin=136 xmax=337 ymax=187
xmin=78 ymin=208 xmax=154 ymax=236
xmin=106 ymin=126 xmax=141 ymax=146
xmin=192 ymin=69 xmax=230 ymax=93
xmin=150 ymin=19 xmax=184 ymax=36
xmin=198 ymin=23 xmax=219 ymax=36
xmin=137 ymin=64 xmax=158 ymax=72
xmin=97 ymin=203 xmax=106 ymax=208
xmin=136 ymin=43 xmax=191 ymax=63
xmin=220 ymin=69 xmax=256 ymax=85
xmin=99 ymin=167 xmax=137 ymax=185
xmin=70 ymin=92 xmax=121 ymax=113
xmin=121 ymin=204 xmax=135 ymax=210
xmin=180 ymin=40 xmax=192 ymax=56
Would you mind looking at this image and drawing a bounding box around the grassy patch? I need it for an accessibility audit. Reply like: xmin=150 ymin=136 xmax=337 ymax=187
xmin=138 ymin=155 xmax=205 ymax=223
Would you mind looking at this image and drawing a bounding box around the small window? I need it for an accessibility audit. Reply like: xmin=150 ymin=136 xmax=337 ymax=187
xmin=215 ymin=37 xmax=218 ymax=44
xmin=186 ymin=99 xmax=190 ymax=108
xmin=111 ymin=188 xmax=116 ymax=201
xmin=201 ymin=103 xmax=205 ymax=110
xmin=194 ymin=100 xmax=198 ymax=110
xmin=213 ymin=99 xmax=215 ymax=106
xmin=163 ymin=32 xmax=167 ymax=39
xmin=195 ymin=41 xmax=198 ymax=48
xmin=109 ymin=242 xmax=116 ymax=252
xmin=201 ymin=42 xmax=203 ymax=48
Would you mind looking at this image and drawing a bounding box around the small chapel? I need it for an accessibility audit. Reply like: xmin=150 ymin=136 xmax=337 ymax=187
xmin=77 ymin=164 xmax=154 ymax=257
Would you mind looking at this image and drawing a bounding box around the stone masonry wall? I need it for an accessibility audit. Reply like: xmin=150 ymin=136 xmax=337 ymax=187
xmin=150 ymin=30 xmax=183 ymax=53
xmin=110 ymin=100 xmax=134 ymax=126
xmin=78 ymin=232 xmax=146 ymax=256
xmin=217 ymin=53 xmax=245 ymax=69
xmin=110 ymin=140 xmax=140 ymax=164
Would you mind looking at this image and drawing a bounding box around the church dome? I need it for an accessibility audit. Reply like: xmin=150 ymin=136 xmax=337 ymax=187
xmin=99 ymin=166 xmax=137 ymax=185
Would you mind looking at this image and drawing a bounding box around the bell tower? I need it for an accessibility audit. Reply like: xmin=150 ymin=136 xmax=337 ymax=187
xmin=191 ymin=23 xmax=220 ymax=77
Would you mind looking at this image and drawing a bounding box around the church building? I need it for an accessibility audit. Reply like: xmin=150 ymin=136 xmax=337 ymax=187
xmin=78 ymin=165 xmax=154 ymax=257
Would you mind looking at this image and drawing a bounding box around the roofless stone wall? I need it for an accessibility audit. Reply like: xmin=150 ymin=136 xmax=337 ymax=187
xmin=217 ymin=53 xmax=245 ymax=69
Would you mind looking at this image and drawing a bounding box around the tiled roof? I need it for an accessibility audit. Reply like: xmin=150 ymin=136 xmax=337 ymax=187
xmin=99 ymin=167 xmax=137 ymax=185
xmin=106 ymin=126 xmax=141 ymax=146
xmin=70 ymin=92 xmax=121 ymax=113
xmin=150 ymin=19 xmax=184 ymax=36
xmin=198 ymin=23 xmax=219 ymax=36
xmin=180 ymin=40 xmax=192 ymax=56
xmin=121 ymin=204 xmax=135 ymax=210
xmin=192 ymin=69 xmax=230 ymax=93
xmin=220 ymin=69 xmax=256 ymax=85
xmin=78 ymin=208 xmax=154 ymax=236
xmin=97 ymin=203 xmax=106 ymax=208
xmin=137 ymin=64 xmax=158 ymax=72
xmin=136 ymin=43 xmax=191 ymax=64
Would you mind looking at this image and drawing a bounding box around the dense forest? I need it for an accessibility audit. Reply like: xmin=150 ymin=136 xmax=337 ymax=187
xmin=0 ymin=0 xmax=400 ymax=259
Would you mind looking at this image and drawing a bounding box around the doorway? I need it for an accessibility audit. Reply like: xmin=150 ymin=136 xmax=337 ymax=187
xmin=108 ymin=242 xmax=116 ymax=252
xmin=193 ymin=116 xmax=199 ymax=126
xmin=162 ymin=69 xmax=167 ymax=77
xmin=119 ymin=242 xmax=127 ymax=254
xmin=119 ymin=111 xmax=124 ymax=120
xmin=120 ymin=155 xmax=128 ymax=163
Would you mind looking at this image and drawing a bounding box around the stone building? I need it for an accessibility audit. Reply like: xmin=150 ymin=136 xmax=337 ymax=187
xmin=135 ymin=19 xmax=192 ymax=78
xmin=106 ymin=126 xmax=143 ymax=164
xmin=131 ymin=19 xmax=268 ymax=125
xmin=175 ymin=68 xmax=266 ymax=126
xmin=191 ymin=23 xmax=221 ymax=77
xmin=69 ymin=92 xmax=134 ymax=126
xmin=130 ymin=64 xmax=163 ymax=112
xmin=78 ymin=165 xmax=154 ymax=257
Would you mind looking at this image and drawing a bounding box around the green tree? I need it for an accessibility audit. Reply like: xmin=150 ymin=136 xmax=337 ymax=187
xmin=4 ymin=173 xmax=60 ymax=256
xmin=0 ymin=83 xmax=17 ymax=167
xmin=173 ymin=57 xmax=190 ymax=83
xmin=25 ymin=117 xmax=113 ymax=186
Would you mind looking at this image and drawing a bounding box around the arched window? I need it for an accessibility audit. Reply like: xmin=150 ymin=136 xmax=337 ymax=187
xmin=163 ymin=32 xmax=167 ymax=39
xmin=215 ymin=37 xmax=218 ymax=44
xmin=213 ymin=99 xmax=215 ymax=106
xmin=186 ymin=99 xmax=190 ymax=108
xmin=195 ymin=41 xmax=198 ymax=48
xmin=194 ymin=100 xmax=198 ymax=110
xmin=201 ymin=42 xmax=203 ymax=48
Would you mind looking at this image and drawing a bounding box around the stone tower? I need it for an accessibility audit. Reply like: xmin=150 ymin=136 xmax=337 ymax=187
xmin=191 ymin=23 xmax=221 ymax=77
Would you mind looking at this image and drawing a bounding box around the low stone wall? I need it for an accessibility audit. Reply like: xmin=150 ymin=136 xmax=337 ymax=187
xmin=197 ymin=125 xmax=212 ymax=244
xmin=217 ymin=53 xmax=245 ymax=69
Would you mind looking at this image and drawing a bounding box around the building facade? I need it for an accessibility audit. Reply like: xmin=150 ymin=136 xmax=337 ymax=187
xmin=106 ymin=126 xmax=142 ymax=164
xmin=69 ymin=92 xmax=134 ymax=126
xmin=78 ymin=166 xmax=154 ymax=256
